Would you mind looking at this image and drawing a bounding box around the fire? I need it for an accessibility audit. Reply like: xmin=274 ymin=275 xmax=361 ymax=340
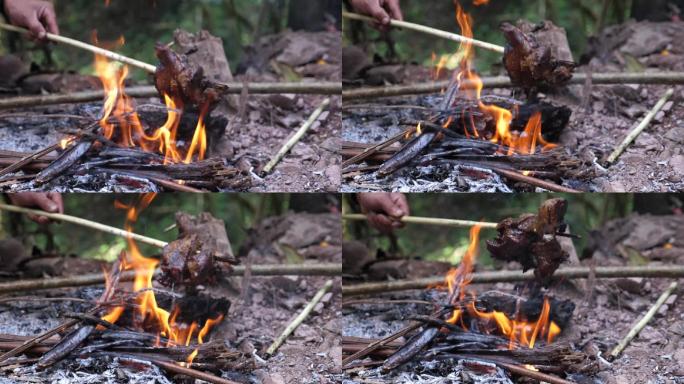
xmin=444 ymin=3 xmax=557 ymax=155
xmin=99 ymin=194 xmax=223 ymax=365
xmin=442 ymin=225 xmax=561 ymax=350
xmin=93 ymin=35 xmax=208 ymax=164
xmin=473 ymin=0 xmax=489 ymax=5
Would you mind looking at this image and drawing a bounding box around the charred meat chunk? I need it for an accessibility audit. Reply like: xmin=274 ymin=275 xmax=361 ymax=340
xmin=486 ymin=198 xmax=569 ymax=284
xmin=501 ymin=21 xmax=576 ymax=91
xmin=154 ymin=44 xmax=227 ymax=112
xmin=160 ymin=212 xmax=236 ymax=286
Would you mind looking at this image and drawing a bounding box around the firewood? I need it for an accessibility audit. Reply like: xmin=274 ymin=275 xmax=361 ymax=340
xmin=34 ymin=140 xmax=94 ymax=185
xmin=377 ymin=131 xmax=437 ymax=176
xmin=343 ymin=265 xmax=684 ymax=296
xmin=36 ymin=325 xmax=95 ymax=369
xmin=0 ymin=142 xmax=63 ymax=178
xmin=382 ymin=327 xmax=440 ymax=371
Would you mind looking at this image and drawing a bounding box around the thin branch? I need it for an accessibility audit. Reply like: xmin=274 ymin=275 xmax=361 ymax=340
xmin=151 ymin=359 xmax=241 ymax=384
xmin=489 ymin=166 xmax=581 ymax=193
xmin=606 ymin=88 xmax=674 ymax=164
xmin=343 ymin=266 xmax=684 ymax=296
xmin=263 ymin=98 xmax=331 ymax=174
xmin=265 ymin=279 xmax=333 ymax=356
xmin=609 ymin=281 xmax=678 ymax=359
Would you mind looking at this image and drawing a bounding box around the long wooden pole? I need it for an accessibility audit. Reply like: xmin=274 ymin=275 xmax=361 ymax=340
xmin=343 ymin=213 xmax=497 ymax=228
xmin=0 ymin=22 xmax=157 ymax=73
xmin=0 ymin=263 xmax=341 ymax=295
xmin=343 ymin=72 xmax=684 ymax=100
xmin=342 ymin=12 xmax=505 ymax=54
xmin=343 ymin=266 xmax=684 ymax=295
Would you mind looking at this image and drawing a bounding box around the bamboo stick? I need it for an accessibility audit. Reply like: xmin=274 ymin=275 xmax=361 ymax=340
xmin=0 ymin=203 xmax=168 ymax=248
xmin=342 ymin=12 xmax=505 ymax=54
xmin=343 ymin=73 xmax=684 ymax=100
xmin=0 ymin=83 xmax=341 ymax=110
xmin=608 ymin=281 xmax=678 ymax=360
xmin=342 ymin=213 xmax=497 ymax=228
xmin=606 ymin=88 xmax=675 ymax=164
xmin=343 ymin=266 xmax=684 ymax=296
xmin=0 ymin=264 xmax=341 ymax=295
xmin=265 ymin=279 xmax=334 ymax=356
xmin=263 ymin=98 xmax=331 ymax=174
xmin=0 ymin=22 xmax=157 ymax=73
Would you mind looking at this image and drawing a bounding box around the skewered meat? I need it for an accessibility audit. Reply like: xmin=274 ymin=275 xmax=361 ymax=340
xmin=501 ymin=21 xmax=576 ymax=91
xmin=154 ymin=44 xmax=228 ymax=112
xmin=486 ymin=198 xmax=569 ymax=284
xmin=160 ymin=212 xmax=236 ymax=286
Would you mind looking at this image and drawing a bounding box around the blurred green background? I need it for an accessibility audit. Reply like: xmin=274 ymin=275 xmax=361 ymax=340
xmin=343 ymin=0 xmax=678 ymax=74
xmin=344 ymin=194 xmax=680 ymax=267
xmin=3 ymin=194 xmax=294 ymax=262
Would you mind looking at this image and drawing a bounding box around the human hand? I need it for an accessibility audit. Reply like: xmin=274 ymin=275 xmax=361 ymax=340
xmin=348 ymin=0 xmax=403 ymax=31
xmin=7 ymin=192 xmax=63 ymax=224
xmin=3 ymin=0 xmax=59 ymax=41
xmin=357 ymin=192 xmax=409 ymax=233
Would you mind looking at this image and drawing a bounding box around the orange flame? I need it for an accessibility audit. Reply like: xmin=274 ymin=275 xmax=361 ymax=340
xmin=449 ymin=3 xmax=557 ymax=155
xmin=93 ymin=35 xmax=209 ymax=164
xmin=441 ymin=225 xmax=561 ymax=350
xmin=99 ymin=194 xmax=223 ymax=364
xmin=473 ymin=0 xmax=489 ymax=5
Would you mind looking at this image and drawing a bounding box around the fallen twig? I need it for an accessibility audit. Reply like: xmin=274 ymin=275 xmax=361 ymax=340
xmin=342 ymin=12 xmax=505 ymax=54
xmin=609 ymin=281 xmax=678 ymax=360
xmin=495 ymin=361 xmax=577 ymax=384
xmin=342 ymin=213 xmax=497 ymax=228
xmin=263 ymin=97 xmax=331 ymax=174
xmin=343 ymin=266 xmax=684 ymax=295
xmin=0 ymin=142 xmax=64 ymax=178
xmin=343 ymin=73 xmax=684 ymax=100
xmin=265 ymin=279 xmax=333 ymax=356
xmin=0 ymin=263 xmax=341 ymax=294
xmin=606 ymin=88 xmax=675 ymax=164
xmin=0 ymin=83 xmax=341 ymax=110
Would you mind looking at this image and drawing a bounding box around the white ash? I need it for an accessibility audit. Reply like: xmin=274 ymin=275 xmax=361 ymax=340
xmin=347 ymin=359 xmax=513 ymax=384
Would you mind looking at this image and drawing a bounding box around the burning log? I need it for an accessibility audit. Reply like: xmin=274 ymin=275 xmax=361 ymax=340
xmin=486 ymin=198 xmax=569 ymax=284
xmin=501 ymin=21 xmax=576 ymax=91
xmin=377 ymin=131 xmax=437 ymax=177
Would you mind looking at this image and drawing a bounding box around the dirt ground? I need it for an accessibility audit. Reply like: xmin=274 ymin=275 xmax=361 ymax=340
xmin=342 ymin=20 xmax=684 ymax=192
xmin=342 ymin=214 xmax=684 ymax=383
xmin=0 ymin=212 xmax=343 ymax=383
xmin=0 ymin=30 xmax=341 ymax=193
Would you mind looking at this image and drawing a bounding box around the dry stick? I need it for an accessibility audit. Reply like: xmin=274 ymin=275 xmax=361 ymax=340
xmin=0 ymin=142 xmax=62 ymax=178
xmin=495 ymin=361 xmax=577 ymax=384
xmin=0 ymin=83 xmax=341 ymax=110
xmin=147 ymin=177 xmax=204 ymax=193
xmin=343 ymin=265 xmax=684 ymax=296
xmin=0 ymin=23 xmax=157 ymax=73
xmin=342 ymin=128 xmax=414 ymax=168
xmin=342 ymin=213 xmax=497 ymax=228
xmin=606 ymin=88 xmax=675 ymax=164
xmin=343 ymin=72 xmax=684 ymax=100
xmin=0 ymin=263 xmax=341 ymax=295
xmin=489 ymin=166 xmax=581 ymax=193
xmin=265 ymin=279 xmax=334 ymax=356
xmin=263 ymin=98 xmax=331 ymax=174
xmin=342 ymin=12 xmax=505 ymax=54
xmin=342 ymin=322 xmax=421 ymax=367
xmin=609 ymin=281 xmax=678 ymax=360
xmin=150 ymin=359 xmax=240 ymax=384
xmin=0 ymin=203 xmax=167 ymax=248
